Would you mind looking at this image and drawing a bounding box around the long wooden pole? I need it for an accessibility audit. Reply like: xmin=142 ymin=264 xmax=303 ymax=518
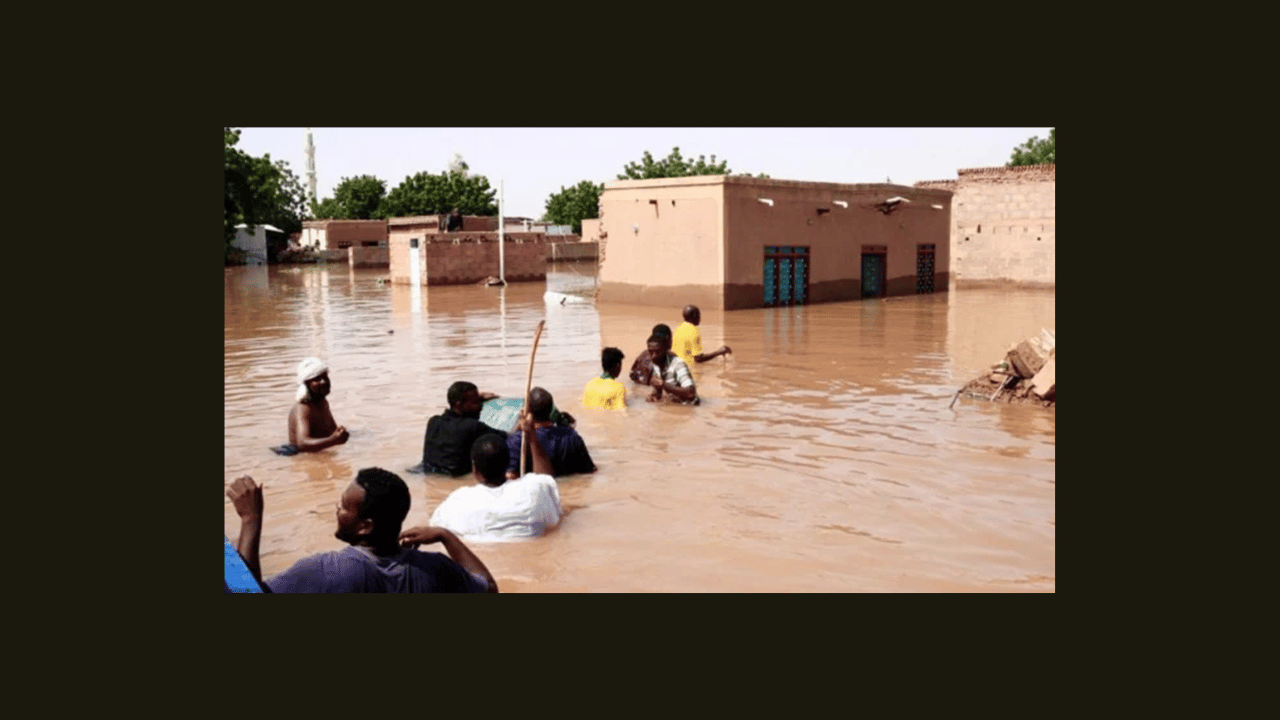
xmin=520 ymin=320 xmax=546 ymax=477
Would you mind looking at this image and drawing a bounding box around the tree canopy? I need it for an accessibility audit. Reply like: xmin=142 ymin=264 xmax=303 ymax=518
xmin=379 ymin=167 xmax=497 ymax=218
xmin=543 ymin=180 xmax=604 ymax=235
xmin=224 ymin=128 xmax=308 ymax=259
xmin=618 ymin=146 xmax=731 ymax=179
xmin=311 ymin=175 xmax=387 ymax=220
xmin=540 ymin=147 xmax=769 ymax=236
xmin=1009 ymin=128 xmax=1055 ymax=166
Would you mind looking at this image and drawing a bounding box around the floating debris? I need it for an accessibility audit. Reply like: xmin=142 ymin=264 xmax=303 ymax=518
xmin=953 ymin=329 xmax=1054 ymax=408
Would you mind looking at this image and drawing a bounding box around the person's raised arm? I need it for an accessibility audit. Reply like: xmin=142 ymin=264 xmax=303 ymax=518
xmin=517 ymin=410 xmax=554 ymax=476
xmin=399 ymin=526 xmax=499 ymax=593
xmin=226 ymin=476 xmax=264 ymax=585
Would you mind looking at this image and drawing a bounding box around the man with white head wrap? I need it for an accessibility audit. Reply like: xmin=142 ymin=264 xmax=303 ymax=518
xmin=284 ymin=356 xmax=349 ymax=453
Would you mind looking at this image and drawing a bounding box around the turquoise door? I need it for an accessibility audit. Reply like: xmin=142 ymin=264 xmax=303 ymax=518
xmin=861 ymin=253 xmax=885 ymax=298
xmin=764 ymin=247 xmax=809 ymax=307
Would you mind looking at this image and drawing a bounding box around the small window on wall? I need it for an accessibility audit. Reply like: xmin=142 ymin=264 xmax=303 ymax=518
xmin=410 ymin=238 xmax=419 ymax=249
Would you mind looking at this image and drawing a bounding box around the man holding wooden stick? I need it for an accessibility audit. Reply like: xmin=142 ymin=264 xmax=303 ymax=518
xmin=428 ymin=409 xmax=562 ymax=541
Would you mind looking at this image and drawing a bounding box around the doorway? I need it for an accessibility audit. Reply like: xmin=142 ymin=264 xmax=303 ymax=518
xmin=861 ymin=251 xmax=886 ymax=298
xmin=916 ymin=243 xmax=936 ymax=293
xmin=764 ymin=246 xmax=809 ymax=306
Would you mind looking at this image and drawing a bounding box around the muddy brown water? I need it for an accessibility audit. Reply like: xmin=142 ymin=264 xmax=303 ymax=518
xmin=225 ymin=263 xmax=1055 ymax=592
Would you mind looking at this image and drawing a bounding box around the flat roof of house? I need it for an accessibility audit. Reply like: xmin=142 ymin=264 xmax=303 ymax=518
xmin=603 ymin=174 xmax=951 ymax=197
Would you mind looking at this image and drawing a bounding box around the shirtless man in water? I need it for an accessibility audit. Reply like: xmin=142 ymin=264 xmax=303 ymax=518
xmin=288 ymin=357 xmax=349 ymax=452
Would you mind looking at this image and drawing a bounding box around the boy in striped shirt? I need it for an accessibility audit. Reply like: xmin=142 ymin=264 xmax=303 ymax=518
xmin=645 ymin=334 xmax=699 ymax=405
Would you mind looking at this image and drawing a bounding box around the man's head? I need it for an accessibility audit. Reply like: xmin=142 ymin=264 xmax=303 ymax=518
xmin=470 ymin=433 xmax=509 ymax=486
xmin=335 ymin=468 xmax=411 ymax=546
xmin=652 ymin=324 xmax=672 ymax=341
xmin=528 ymin=386 xmax=554 ymax=421
xmin=682 ymin=305 xmax=701 ymax=325
xmin=601 ymin=347 xmax=625 ymax=378
xmin=296 ymin=357 xmax=330 ymax=402
xmin=448 ymin=381 xmax=482 ymax=418
xmin=647 ymin=333 xmax=670 ymax=365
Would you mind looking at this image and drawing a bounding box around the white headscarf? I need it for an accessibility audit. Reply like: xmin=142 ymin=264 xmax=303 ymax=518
xmin=296 ymin=357 xmax=328 ymax=401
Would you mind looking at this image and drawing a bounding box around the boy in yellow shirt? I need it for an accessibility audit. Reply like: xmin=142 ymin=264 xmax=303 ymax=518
xmin=583 ymin=347 xmax=627 ymax=410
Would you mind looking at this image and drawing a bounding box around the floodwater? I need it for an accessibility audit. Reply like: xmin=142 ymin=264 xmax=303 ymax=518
xmin=225 ymin=262 xmax=1055 ymax=592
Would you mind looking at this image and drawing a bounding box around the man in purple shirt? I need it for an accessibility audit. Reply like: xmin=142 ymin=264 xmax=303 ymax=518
xmin=225 ymin=468 xmax=498 ymax=593
xmin=504 ymin=387 xmax=597 ymax=479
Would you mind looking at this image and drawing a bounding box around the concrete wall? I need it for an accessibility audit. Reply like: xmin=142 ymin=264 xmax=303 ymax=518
xmin=918 ymin=164 xmax=1054 ymax=287
xmin=597 ymin=176 xmax=726 ymax=309
xmin=389 ymin=227 xmax=548 ymax=285
xmin=349 ymin=246 xmax=390 ymax=268
xmin=722 ymin=178 xmax=951 ymax=310
xmin=580 ymin=218 xmax=601 ymax=243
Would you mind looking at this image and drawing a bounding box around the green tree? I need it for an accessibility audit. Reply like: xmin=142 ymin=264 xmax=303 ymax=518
xmin=380 ymin=168 xmax=497 ymax=218
xmin=224 ymin=128 xmax=257 ymax=246
xmin=225 ymin=128 xmax=308 ymax=260
xmin=543 ymin=180 xmax=604 ymax=235
xmin=247 ymin=155 xmax=308 ymax=232
xmin=310 ymin=197 xmax=343 ymax=220
xmin=618 ymin=146 xmax=732 ymax=179
xmin=338 ymin=174 xmax=388 ymax=219
xmin=1009 ymin=128 xmax=1055 ymax=166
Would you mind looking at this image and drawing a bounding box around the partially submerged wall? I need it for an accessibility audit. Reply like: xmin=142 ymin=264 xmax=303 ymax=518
xmin=597 ymin=176 xmax=726 ymax=309
xmin=349 ymin=246 xmax=389 ymax=268
xmin=388 ymin=229 xmax=548 ymax=285
xmin=722 ymin=178 xmax=951 ymax=309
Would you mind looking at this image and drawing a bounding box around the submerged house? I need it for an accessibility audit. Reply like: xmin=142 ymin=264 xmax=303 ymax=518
xmin=387 ymin=216 xmax=549 ymax=286
xmin=300 ymin=219 xmax=388 ymax=251
xmin=597 ymin=176 xmax=952 ymax=310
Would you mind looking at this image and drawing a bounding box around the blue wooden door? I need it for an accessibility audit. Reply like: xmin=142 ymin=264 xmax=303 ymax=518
xmin=861 ymin=253 xmax=884 ymax=298
xmin=764 ymin=247 xmax=809 ymax=307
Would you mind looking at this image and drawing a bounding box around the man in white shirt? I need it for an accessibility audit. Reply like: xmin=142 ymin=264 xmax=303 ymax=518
xmin=429 ymin=409 xmax=562 ymax=541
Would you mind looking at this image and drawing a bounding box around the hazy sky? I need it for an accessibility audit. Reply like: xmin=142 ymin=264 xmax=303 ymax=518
xmin=232 ymin=127 xmax=1052 ymax=220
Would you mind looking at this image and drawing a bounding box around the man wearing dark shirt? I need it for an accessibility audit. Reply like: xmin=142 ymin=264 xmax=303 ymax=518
xmin=504 ymin=387 xmax=597 ymax=479
xmin=422 ymin=381 xmax=504 ymax=476
xmin=225 ymin=469 xmax=498 ymax=593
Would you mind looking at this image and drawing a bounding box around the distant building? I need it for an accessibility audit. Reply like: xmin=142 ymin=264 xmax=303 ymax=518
xmin=232 ymin=223 xmax=282 ymax=265
xmin=387 ymin=217 xmax=548 ymax=286
xmin=300 ymin=219 xmax=388 ymax=251
xmin=597 ymin=175 xmax=952 ymax=310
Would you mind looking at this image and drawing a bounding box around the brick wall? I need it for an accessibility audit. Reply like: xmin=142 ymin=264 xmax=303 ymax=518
xmin=389 ymin=231 xmax=548 ymax=285
xmin=926 ymin=164 xmax=1054 ymax=287
xmin=349 ymin=246 xmax=390 ymax=268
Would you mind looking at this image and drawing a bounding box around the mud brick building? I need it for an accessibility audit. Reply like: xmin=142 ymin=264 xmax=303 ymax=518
xmin=597 ymin=175 xmax=952 ymax=310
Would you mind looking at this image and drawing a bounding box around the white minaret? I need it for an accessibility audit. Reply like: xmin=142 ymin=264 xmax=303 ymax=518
xmin=305 ymin=128 xmax=318 ymax=205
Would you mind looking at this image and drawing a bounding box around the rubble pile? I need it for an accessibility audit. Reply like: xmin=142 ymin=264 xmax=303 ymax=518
xmin=955 ymin=329 xmax=1055 ymax=408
